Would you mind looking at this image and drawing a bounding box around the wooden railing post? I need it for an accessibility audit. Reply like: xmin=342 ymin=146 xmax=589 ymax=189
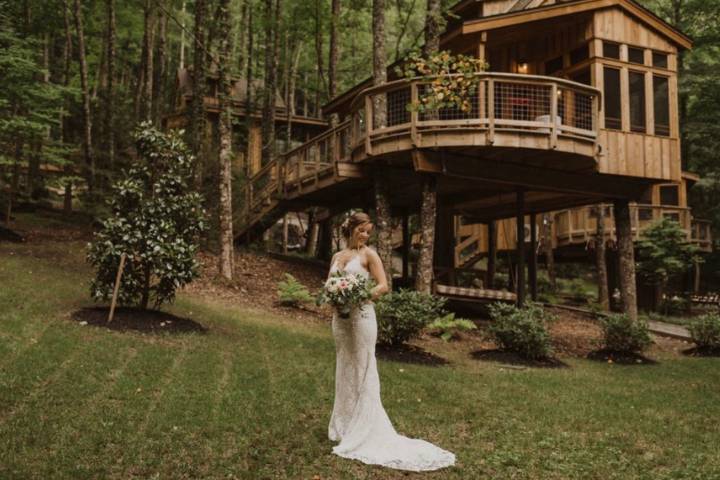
xmin=487 ymin=79 xmax=495 ymax=144
xmin=550 ymin=83 xmax=558 ymax=149
xmin=365 ymin=95 xmax=373 ymax=155
xmin=410 ymin=82 xmax=419 ymax=146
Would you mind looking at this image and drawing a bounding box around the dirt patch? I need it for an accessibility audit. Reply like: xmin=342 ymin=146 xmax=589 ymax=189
xmin=183 ymin=250 xmax=331 ymax=323
xmin=546 ymin=307 xmax=604 ymax=357
xmin=72 ymin=306 xmax=208 ymax=334
xmin=586 ymin=348 xmax=657 ymax=365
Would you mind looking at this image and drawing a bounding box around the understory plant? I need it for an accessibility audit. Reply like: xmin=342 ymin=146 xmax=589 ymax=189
xmin=601 ymin=314 xmax=652 ymax=353
xmin=427 ymin=313 xmax=477 ymax=342
xmin=375 ymin=290 xmax=447 ymax=346
xmin=487 ymin=302 xmax=555 ymax=360
xmin=87 ymin=123 xmax=206 ymax=310
xmin=688 ymin=314 xmax=720 ymax=350
xmin=276 ymin=273 xmax=313 ymax=307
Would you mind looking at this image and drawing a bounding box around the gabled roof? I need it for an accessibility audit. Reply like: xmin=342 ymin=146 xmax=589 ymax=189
xmin=463 ymin=0 xmax=692 ymax=49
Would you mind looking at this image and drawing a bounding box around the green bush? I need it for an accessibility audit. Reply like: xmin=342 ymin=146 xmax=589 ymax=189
xmin=688 ymin=314 xmax=720 ymax=349
xmin=375 ymin=290 xmax=447 ymax=346
xmin=427 ymin=313 xmax=477 ymax=341
xmin=487 ymin=302 xmax=554 ymax=360
xmin=601 ymin=314 xmax=652 ymax=353
xmin=277 ymin=274 xmax=313 ymax=307
xmin=659 ymin=295 xmax=691 ymax=316
xmin=87 ymin=123 xmax=206 ymax=310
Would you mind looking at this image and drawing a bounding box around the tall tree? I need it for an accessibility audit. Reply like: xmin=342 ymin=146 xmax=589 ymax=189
xmin=72 ymin=0 xmax=94 ymax=195
xmin=595 ymin=205 xmax=609 ymax=310
xmin=372 ymin=0 xmax=394 ymax=288
xmin=153 ymin=2 xmax=167 ymax=125
xmin=105 ymin=0 xmax=116 ymax=172
xmin=190 ymin=0 xmax=208 ymax=167
xmin=261 ymin=0 xmax=280 ymax=165
xmin=217 ymin=0 xmax=235 ymax=280
xmin=137 ymin=0 xmax=156 ymax=122
xmin=328 ymin=0 xmax=340 ymax=100
xmin=415 ymin=0 xmax=442 ymax=294
xmin=541 ymin=213 xmax=556 ymax=288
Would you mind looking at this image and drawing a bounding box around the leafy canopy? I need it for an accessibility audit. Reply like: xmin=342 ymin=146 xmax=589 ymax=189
xmin=635 ymin=217 xmax=700 ymax=286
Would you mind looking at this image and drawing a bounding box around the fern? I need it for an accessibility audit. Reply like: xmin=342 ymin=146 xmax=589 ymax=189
xmin=277 ymin=274 xmax=313 ymax=307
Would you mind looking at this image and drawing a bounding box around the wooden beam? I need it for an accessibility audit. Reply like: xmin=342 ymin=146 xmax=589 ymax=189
xmin=413 ymin=149 xmax=652 ymax=199
xmin=529 ymin=213 xmax=538 ymax=301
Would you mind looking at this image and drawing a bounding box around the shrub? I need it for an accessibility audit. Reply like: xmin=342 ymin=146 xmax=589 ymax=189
xmin=659 ymin=295 xmax=691 ymax=316
xmin=277 ymin=274 xmax=313 ymax=307
xmin=688 ymin=314 xmax=720 ymax=349
xmin=427 ymin=313 xmax=477 ymax=341
xmin=487 ymin=302 xmax=554 ymax=360
xmin=375 ymin=290 xmax=447 ymax=346
xmin=87 ymin=123 xmax=206 ymax=310
xmin=601 ymin=314 xmax=652 ymax=353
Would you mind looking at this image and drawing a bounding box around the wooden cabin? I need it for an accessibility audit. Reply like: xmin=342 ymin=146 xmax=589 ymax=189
xmin=236 ymin=0 xmax=698 ymax=308
xmin=164 ymin=68 xmax=327 ymax=175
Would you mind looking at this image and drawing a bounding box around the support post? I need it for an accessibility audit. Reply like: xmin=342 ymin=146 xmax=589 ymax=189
xmin=529 ymin=213 xmax=537 ymax=301
xmin=516 ymin=189 xmax=526 ymax=307
xmin=402 ymin=212 xmax=410 ymax=283
xmin=108 ymin=253 xmax=127 ymax=323
xmin=487 ymin=220 xmax=496 ymax=289
xmin=613 ymin=199 xmax=638 ymax=320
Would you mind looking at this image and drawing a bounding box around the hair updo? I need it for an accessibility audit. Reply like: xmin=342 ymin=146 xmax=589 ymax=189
xmin=342 ymin=212 xmax=371 ymax=241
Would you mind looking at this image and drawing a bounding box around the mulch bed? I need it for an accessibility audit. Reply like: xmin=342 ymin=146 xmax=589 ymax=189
xmin=376 ymin=343 xmax=449 ymax=366
xmin=682 ymin=346 xmax=720 ymax=357
xmin=72 ymin=306 xmax=208 ymax=334
xmin=586 ymin=348 xmax=657 ymax=365
xmin=470 ymin=349 xmax=569 ymax=369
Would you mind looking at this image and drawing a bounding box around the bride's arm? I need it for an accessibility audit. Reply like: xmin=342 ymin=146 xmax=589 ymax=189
xmin=327 ymin=252 xmax=340 ymax=280
xmin=367 ymin=249 xmax=389 ymax=300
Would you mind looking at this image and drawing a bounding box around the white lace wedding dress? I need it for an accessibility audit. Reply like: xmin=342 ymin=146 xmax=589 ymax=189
xmin=328 ymin=255 xmax=456 ymax=471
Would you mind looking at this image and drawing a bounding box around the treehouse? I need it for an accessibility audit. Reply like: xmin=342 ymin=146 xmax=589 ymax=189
xmin=236 ymin=0 xmax=696 ymax=308
xmin=164 ymin=68 xmax=328 ymax=174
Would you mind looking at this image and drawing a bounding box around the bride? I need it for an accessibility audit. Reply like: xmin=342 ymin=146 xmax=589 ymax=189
xmin=327 ymin=211 xmax=456 ymax=472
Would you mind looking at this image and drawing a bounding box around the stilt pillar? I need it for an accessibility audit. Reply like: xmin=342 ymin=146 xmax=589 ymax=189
xmin=487 ymin=220 xmax=496 ymax=289
xmin=516 ymin=189 xmax=526 ymax=307
xmin=529 ymin=213 xmax=538 ymax=301
xmin=613 ymin=199 xmax=638 ymax=320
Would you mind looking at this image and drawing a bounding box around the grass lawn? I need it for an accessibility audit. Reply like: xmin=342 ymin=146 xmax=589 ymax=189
xmin=1 ymin=238 xmax=720 ymax=479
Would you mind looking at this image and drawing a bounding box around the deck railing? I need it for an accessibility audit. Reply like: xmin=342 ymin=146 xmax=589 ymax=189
xmin=239 ymin=72 xmax=601 ymax=229
xmin=555 ymin=203 xmax=697 ymax=244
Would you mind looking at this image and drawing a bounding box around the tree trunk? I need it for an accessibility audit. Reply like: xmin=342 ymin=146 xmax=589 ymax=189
xmin=106 ymin=0 xmax=116 ymax=172
xmin=153 ymin=3 xmax=167 ymax=125
xmin=614 ymin=199 xmax=638 ymax=320
xmin=179 ymin=0 xmax=186 ymax=70
xmin=371 ymin=0 xmax=386 ymax=129
xmin=141 ymin=264 xmax=151 ymax=310
xmin=328 ymin=0 xmax=340 ymax=100
xmin=595 ymin=205 xmax=610 ymax=310
xmin=415 ymin=176 xmax=437 ymax=294
xmin=217 ymin=0 xmax=235 ymax=280
xmin=487 ymin=220 xmax=496 ymax=288
xmin=261 ymin=0 xmax=279 ymax=166
xmin=62 ymin=0 xmax=74 ymax=213
xmin=414 ymin=0 xmax=442 ymax=294
xmin=542 ymin=213 xmax=556 ymax=288
xmin=244 ymin=2 xmax=254 ymax=176
xmin=190 ymin=0 xmax=208 ymax=165
xmin=72 ymin=0 xmax=94 ymax=195
xmin=6 ymin=142 xmax=22 ymax=225
xmin=374 ymin=173 xmax=393 ymax=289
xmin=138 ymin=0 xmax=156 ymax=122
xmin=314 ymin=0 xmax=327 ymax=104
xmin=286 ymin=44 xmax=301 ymax=150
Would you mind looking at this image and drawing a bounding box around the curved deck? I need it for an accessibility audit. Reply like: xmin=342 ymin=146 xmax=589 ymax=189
xmin=237 ymin=72 xmax=602 ymax=238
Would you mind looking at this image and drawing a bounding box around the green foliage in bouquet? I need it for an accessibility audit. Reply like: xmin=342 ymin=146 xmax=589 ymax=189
xmin=427 ymin=313 xmax=477 ymax=342
xmin=87 ymin=123 xmax=207 ymax=310
xmin=317 ymin=271 xmax=375 ymax=318
xmin=375 ymin=290 xmax=447 ymax=346
xmin=601 ymin=314 xmax=652 ymax=353
xmin=688 ymin=314 xmax=720 ymax=350
xmin=396 ymin=50 xmax=488 ymax=114
xmin=487 ymin=302 xmax=555 ymax=360
xmin=277 ymin=273 xmax=313 ymax=307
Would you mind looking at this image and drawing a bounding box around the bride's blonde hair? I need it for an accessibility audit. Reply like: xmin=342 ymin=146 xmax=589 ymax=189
xmin=342 ymin=212 xmax=371 ymax=243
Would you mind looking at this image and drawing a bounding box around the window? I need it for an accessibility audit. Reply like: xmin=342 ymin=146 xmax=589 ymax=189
xmin=570 ymin=44 xmax=588 ymax=65
xmin=604 ymin=67 xmax=621 ymax=130
xmin=603 ymin=42 xmax=620 ymax=59
xmin=639 ymin=208 xmax=654 ymax=221
xmin=653 ymin=75 xmax=670 ymax=136
xmin=629 ymin=71 xmax=646 ymax=133
xmin=652 ymin=51 xmax=668 ymax=68
xmin=545 ymin=56 xmax=563 ymax=74
xmin=660 ymin=185 xmax=679 ymax=206
xmin=628 ymin=47 xmax=645 ymax=64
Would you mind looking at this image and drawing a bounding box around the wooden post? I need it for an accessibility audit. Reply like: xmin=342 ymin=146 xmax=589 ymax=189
xmin=596 ymin=204 xmax=610 ymax=310
xmin=402 ymin=212 xmax=410 ymax=282
xmin=108 ymin=253 xmax=127 ymax=323
xmin=613 ymin=199 xmax=638 ymax=320
xmin=516 ymin=189 xmax=526 ymax=307
xmin=694 ymin=259 xmax=701 ymax=294
xmin=487 ymin=220 xmax=496 ymax=289
xmin=529 ymin=213 xmax=537 ymax=301
xmin=282 ymin=213 xmax=289 ymax=254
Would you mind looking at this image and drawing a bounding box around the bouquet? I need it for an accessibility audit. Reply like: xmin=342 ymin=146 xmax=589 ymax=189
xmin=317 ymin=271 xmax=375 ymax=318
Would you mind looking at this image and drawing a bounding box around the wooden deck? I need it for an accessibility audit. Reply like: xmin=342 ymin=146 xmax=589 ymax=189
xmin=236 ymin=72 xmax=608 ymax=239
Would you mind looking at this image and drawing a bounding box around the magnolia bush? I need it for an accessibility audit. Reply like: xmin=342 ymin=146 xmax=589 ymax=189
xmin=397 ymin=50 xmax=488 ymax=113
xmin=87 ymin=123 xmax=207 ymax=310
